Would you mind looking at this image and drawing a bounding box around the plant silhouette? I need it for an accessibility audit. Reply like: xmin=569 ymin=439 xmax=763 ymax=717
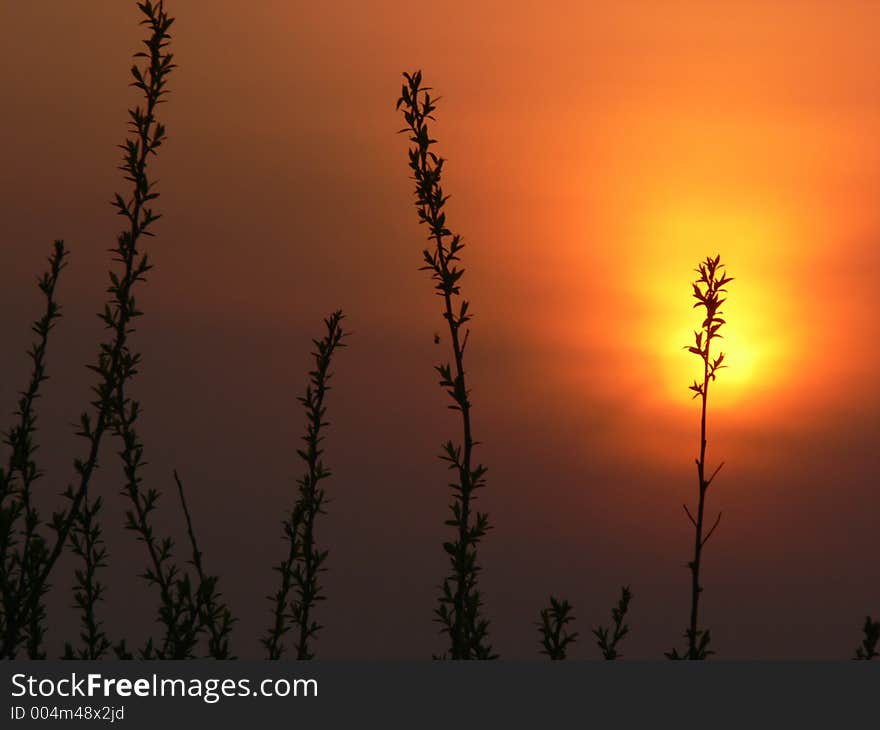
xmin=667 ymin=255 xmax=733 ymax=660
xmin=2 ymin=5 xmax=876 ymax=664
xmin=0 ymin=242 xmax=68 ymax=658
xmin=854 ymin=616 xmax=879 ymax=660
xmin=594 ymin=586 xmax=633 ymax=660
xmin=99 ymin=0 xmax=196 ymax=659
xmin=1 ymin=1 xmax=234 ymax=661
xmin=65 ymin=0 xmax=179 ymax=660
xmin=397 ymin=71 xmax=494 ymax=659
xmin=537 ymin=597 xmax=578 ymax=660
xmin=172 ymin=470 xmax=236 ymax=659
xmin=264 ymin=311 xmax=347 ymax=660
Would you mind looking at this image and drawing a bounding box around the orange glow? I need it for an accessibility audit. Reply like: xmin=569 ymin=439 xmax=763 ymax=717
xmin=1 ymin=0 xmax=879 ymax=661
xmin=545 ymin=75 xmax=879 ymax=441
xmin=632 ymin=200 xmax=800 ymax=412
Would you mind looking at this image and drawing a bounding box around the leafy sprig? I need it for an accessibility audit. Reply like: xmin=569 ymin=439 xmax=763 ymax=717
xmin=398 ymin=70 xmax=494 ymax=659
xmin=265 ymin=311 xmax=347 ymax=660
xmin=593 ymin=586 xmax=633 ymax=660
xmin=0 ymin=241 xmax=68 ymax=658
xmin=537 ymin=597 xmax=578 ymax=660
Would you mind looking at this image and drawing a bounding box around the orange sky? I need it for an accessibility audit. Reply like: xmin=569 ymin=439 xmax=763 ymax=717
xmin=1 ymin=1 xmax=878 ymax=658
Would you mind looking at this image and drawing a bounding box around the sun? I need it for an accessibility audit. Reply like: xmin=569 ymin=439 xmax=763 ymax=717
xmin=653 ymin=286 xmax=774 ymax=409
xmin=630 ymin=200 xmax=802 ymax=413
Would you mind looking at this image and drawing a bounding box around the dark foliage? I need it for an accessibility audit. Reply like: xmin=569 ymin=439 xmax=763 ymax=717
xmin=264 ymin=312 xmax=347 ymax=660
xmin=593 ymin=586 xmax=633 ymax=660
xmin=0 ymin=242 xmax=68 ymax=658
xmin=537 ymin=597 xmax=578 ymax=660
xmin=397 ymin=70 xmax=494 ymax=659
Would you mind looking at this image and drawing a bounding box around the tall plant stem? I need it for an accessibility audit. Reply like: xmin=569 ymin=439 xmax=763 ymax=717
xmin=668 ymin=255 xmax=732 ymax=661
xmin=0 ymin=241 xmax=67 ymax=658
xmin=688 ymin=341 xmax=711 ymax=658
xmin=398 ymin=70 xmax=493 ymax=659
xmin=0 ymin=1 xmax=177 ymax=660
xmin=434 ymin=208 xmax=474 ymax=656
xmin=293 ymin=312 xmax=346 ymax=660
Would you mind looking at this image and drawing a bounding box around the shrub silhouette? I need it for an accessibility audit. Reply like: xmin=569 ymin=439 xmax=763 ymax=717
xmin=667 ymin=255 xmax=733 ymax=660
xmin=1 ymin=1 xmax=237 ymax=660
xmin=397 ymin=71 xmax=494 ymax=659
xmin=536 ymin=588 xmax=634 ymax=661
xmin=0 ymin=1 xmax=186 ymax=659
xmin=66 ymin=0 xmax=236 ymax=659
xmin=97 ymin=0 xmax=206 ymax=659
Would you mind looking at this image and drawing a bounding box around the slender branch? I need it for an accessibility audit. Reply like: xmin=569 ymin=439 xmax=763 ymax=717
xmin=263 ymin=503 xmax=305 ymax=659
xmin=705 ymin=462 xmax=725 ymax=489
xmin=174 ymin=470 xmax=235 ymax=658
xmin=0 ymin=2 xmax=179 ymax=661
xmin=67 ymin=494 xmax=111 ymax=659
xmin=701 ymin=512 xmax=722 ymax=548
xmin=398 ymin=69 xmax=494 ymax=660
xmin=593 ymin=586 xmax=633 ymax=660
xmin=0 ymin=241 xmax=67 ymax=658
xmin=668 ymin=255 xmax=733 ymax=661
xmin=284 ymin=311 xmax=347 ymax=660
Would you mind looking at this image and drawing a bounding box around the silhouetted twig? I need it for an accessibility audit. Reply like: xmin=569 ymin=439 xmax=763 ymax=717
xmin=0 ymin=241 xmax=67 ymax=658
xmin=593 ymin=586 xmax=632 ymax=660
xmin=174 ymin=470 xmax=236 ymax=658
xmin=397 ymin=70 xmax=494 ymax=660
xmin=264 ymin=311 xmax=346 ymax=660
xmin=291 ymin=311 xmax=346 ymax=660
xmin=537 ymin=597 xmax=578 ymax=660
xmin=667 ymin=255 xmax=733 ymax=661
xmin=0 ymin=1 xmax=179 ymax=662
xmin=95 ymin=0 xmax=201 ymax=660
xmin=66 ymin=494 xmax=111 ymax=659
xmin=263 ymin=503 xmax=304 ymax=659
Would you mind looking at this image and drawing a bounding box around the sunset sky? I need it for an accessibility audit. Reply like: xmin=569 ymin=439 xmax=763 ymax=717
xmin=1 ymin=1 xmax=878 ymax=658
